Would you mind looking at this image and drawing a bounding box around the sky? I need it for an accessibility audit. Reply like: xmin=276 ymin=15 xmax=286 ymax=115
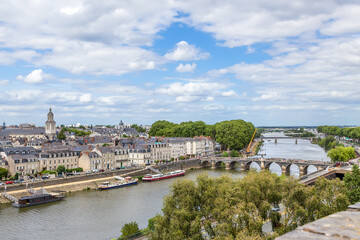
xmin=0 ymin=0 xmax=360 ymax=127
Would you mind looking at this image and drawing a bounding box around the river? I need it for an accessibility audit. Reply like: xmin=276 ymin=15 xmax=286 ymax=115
xmin=0 ymin=132 xmax=329 ymax=240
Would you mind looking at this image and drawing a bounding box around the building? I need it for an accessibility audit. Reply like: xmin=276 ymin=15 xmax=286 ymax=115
xmin=45 ymin=108 xmax=56 ymax=140
xmin=7 ymin=154 xmax=40 ymax=176
xmin=92 ymin=147 xmax=116 ymax=170
xmin=38 ymin=150 xmax=80 ymax=172
xmin=149 ymin=143 xmax=171 ymax=163
xmin=128 ymin=146 xmax=151 ymax=165
xmin=78 ymin=152 xmax=102 ymax=172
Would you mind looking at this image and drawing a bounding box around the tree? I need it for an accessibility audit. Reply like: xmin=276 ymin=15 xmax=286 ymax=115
xmin=57 ymin=127 xmax=66 ymax=140
xmin=344 ymin=164 xmax=360 ymax=204
xmin=102 ymin=143 xmax=110 ymax=147
xmin=14 ymin=173 xmax=19 ymax=180
xmin=327 ymin=146 xmax=356 ymax=162
xmin=0 ymin=167 xmax=8 ymax=179
xmin=222 ymin=151 xmax=229 ymax=157
xmin=57 ymin=165 xmax=66 ymax=174
xmin=230 ymin=150 xmax=240 ymax=157
xmin=120 ymin=222 xmax=140 ymax=238
xmin=148 ymin=217 xmax=156 ymax=230
xmin=150 ymin=171 xmax=351 ymax=240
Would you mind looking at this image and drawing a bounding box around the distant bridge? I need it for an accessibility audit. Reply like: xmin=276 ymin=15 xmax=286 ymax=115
xmin=260 ymin=136 xmax=313 ymax=144
xmin=200 ymin=157 xmax=333 ymax=176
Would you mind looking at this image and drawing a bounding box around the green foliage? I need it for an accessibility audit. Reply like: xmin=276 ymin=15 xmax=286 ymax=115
xmin=317 ymin=136 xmax=342 ymax=150
xmin=56 ymin=165 xmax=66 ymax=174
xmin=148 ymin=119 xmax=255 ymax=150
xmin=150 ymin=171 xmax=351 ymax=240
xmin=215 ymin=120 xmax=255 ymax=150
xmin=318 ymin=125 xmax=360 ymax=140
xmin=148 ymin=217 xmax=156 ymax=230
xmin=0 ymin=167 xmax=8 ymax=178
xmin=66 ymin=167 xmax=83 ymax=173
xmin=179 ymin=156 xmax=185 ymax=160
xmin=62 ymin=127 xmax=91 ymax=137
xmin=121 ymin=222 xmax=140 ymax=238
xmin=344 ymin=164 xmax=360 ymax=204
xmin=131 ymin=124 xmax=146 ymax=133
xmin=102 ymin=143 xmax=110 ymax=147
xmin=57 ymin=127 xmax=66 ymax=140
xmin=255 ymin=141 xmax=264 ymax=155
xmin=230 ymin=150 xmax=240 ymax=157
xmin=327 ymin=146 xmax=356 ymax=162
xmin=41 ymin=170 xmax=56 ymax=174
xmin=222 ymin=151 xmax=229 ymax=157
xmin=14 ymin=173 xmax=19 ymax=180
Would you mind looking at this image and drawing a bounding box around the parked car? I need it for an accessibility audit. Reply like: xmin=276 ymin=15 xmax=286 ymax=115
xmin=99 ymin=169 xmax=105 ymax=172
xmin=0 ymin=182 xmax=5 ymax=186
xmin=73 ymin=172 xmax=80 ymax=175
xmin=5 ymin=181 xmax=14 ymax=184
xmin=41 ymin=176 xmax=49 ymax=180
xmin=85 ymin=170 xmax=91 ymax=174
xmin=92 ymin=169 xmax=100 ymax=173
xmin=14 ymin=180 xmax=22 ymax=183
xmin=110 ymin=168 xmax=116 ymax=171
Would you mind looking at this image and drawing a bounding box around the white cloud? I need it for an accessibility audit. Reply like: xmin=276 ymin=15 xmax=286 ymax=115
xmin=222 ymin=90 xmax=236 ymax=97
xmin=0 ymin=80 xmax=9 ymax=86
xmin=17 ymin=69 xmax=47 ymax=83
xmin=204 ymin=104 xmax=224 ymax=110
xmin=79 ymin=94 xmax=92 ymax=103
xmin=165 ymin=41 xmax=210 ymax=61
xmin=176 ymin=63 xmax=197 ymax=72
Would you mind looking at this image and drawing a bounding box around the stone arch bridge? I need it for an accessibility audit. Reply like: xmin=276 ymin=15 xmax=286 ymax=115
xmin=200 ymin=157 xmax=333 ymax=176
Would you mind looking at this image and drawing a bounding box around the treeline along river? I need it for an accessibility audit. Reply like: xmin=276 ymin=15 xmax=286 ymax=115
xmin=0 ymin=132 xmax=329 ymax=240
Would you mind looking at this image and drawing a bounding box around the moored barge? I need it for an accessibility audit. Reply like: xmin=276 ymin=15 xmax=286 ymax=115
xmin=12 ymin=188 xmax=64 ymax=208
xmin=142 ymin=170 xmax=185 ymax=182
xmin=98 ymin=177 xmax=138 ymax=190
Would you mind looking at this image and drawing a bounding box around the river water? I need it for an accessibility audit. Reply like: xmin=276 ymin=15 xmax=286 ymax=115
xmin=0 ymin=132 xmax=329 ymax=240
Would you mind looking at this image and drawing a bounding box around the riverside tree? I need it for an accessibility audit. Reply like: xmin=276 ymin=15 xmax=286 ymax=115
xmin=327 ymin=146 xmax=355 ymax=162
xmin=56 ymin=165 xmax=66 ymax=174
xmin=0 ymin=167 xmax=8 ymax=179
xmin=344 ymin=164 xmax=360 ymax=204
xmin=149 ymin=171 xmax=350 ymax=240
xmin=148 ymin=119 xmax=255 ymax=150
xmin=120 ymin=222 xmax=140 ymax=238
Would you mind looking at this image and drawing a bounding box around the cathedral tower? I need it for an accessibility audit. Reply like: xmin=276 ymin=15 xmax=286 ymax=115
xmin=45 ymin=108 xmax=56 ymax=140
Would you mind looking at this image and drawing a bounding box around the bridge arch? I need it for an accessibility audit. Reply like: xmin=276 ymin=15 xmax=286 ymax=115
xmin=201 ymin=161 xmax=211 ymax=167
xmin=285 ymin=164 xmax=300 ymax=176
xmin=228 ymin=161 xmax=237 ymax=169
xmin=266 ymin=162 xmax=281 ymax=174
xmin=245 ymin=161 xmax=260 ymax=171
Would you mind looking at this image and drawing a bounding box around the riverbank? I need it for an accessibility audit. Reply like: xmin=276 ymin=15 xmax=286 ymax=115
xmin=0 ymin=160 xmax=201 ymax=205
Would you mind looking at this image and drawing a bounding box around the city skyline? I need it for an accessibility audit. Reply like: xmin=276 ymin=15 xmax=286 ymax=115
xmin=1 ymin=1 xmax=360 ymax=126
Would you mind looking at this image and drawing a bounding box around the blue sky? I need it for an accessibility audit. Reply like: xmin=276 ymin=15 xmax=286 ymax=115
xmin=0 ymin=1 xmax=360 ymax=126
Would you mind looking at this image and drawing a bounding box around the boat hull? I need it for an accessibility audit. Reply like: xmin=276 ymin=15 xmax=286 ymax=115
xmin=12 ymin=197 xmax=63 ymax=208
xmin=98 ymin=181 xmax=138 ymax=190
xmin=143 ymin=172 xmax=185 ymax=182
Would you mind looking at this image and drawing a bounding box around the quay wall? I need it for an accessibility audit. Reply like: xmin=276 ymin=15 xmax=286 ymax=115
xmin=0 ymin=159 xmax=201 ymax=205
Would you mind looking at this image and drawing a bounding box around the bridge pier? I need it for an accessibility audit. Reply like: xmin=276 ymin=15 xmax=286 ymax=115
xmin=260 ymin=160 xmax=265 ymax=170
xmin=240 ymin=163 xmax=245 ymax=171
xmin=275 ymin=139 xmax=277 ymax=144
xmin=225 ymin=162 xmax=231 ymax=170
xmin=281 ymin=165 xmax=287 ymax=175
xmin=299 ymin=166 xmax=307 ymax=176
xmin=211 ymin=161 xmax=216 ymax=169
xmin=295 ymin=139 xmax=298 ymax=144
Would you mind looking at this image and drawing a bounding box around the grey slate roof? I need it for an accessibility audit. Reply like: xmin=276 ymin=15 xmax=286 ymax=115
xmin=0 ymin=128 xmax=45 ymax=138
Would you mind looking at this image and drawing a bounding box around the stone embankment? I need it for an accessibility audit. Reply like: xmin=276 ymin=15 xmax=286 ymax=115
xmin=276 ymin=202 xmax=360 ymax=239
xmin=0 ymin=159 xmax=201 ymax=204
